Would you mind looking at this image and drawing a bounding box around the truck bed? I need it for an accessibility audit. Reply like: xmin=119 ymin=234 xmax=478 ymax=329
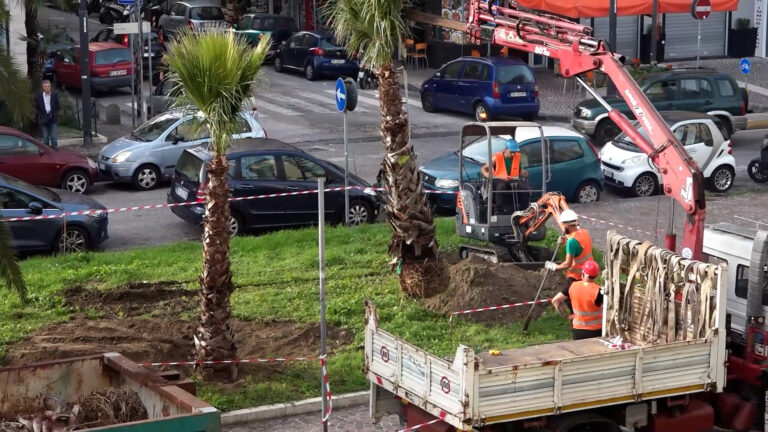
xmin=365 ymin=234 xmax=727 ymax=431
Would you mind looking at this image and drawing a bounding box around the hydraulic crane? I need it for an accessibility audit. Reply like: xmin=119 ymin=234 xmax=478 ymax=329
xmin=465 ymin=0 xmax=707 ymax=259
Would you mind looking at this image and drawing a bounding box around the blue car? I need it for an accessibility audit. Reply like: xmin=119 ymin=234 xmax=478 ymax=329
xmin=273 ymin=31 xmax=358 ymax=81
xmin=420 ymin=126 xmax=604 ymax=211
xmin=420 ymin=57 xmax=539 ymax=122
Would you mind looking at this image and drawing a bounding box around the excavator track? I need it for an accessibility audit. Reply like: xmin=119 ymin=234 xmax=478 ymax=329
xmin=458 ymin=243 xmax=535 ymax=263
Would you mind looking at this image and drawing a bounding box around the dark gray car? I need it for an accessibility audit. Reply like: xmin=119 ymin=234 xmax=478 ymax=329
xmin=158 ymin=1 xmax=225 ymax=41
xmin=0 ymin=174 xmax=109 ymax=254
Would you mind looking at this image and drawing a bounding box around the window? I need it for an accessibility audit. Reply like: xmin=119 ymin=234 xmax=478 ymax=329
xmin=0 ymin=188 xmax=33 ymax=210
xmin=318 ymin=37 xmax=340 ymax=49
xmin=551 ymin=140 xmax=584 ymax=163
xmin=283 ymin=156 xmax=326 ymax=180
xmin=237 ymin=16 xmax=251 ymax=29
xmin=288 ymin=34 xmax=302 ymax=48
xmin=494 ymin=65 xmax=534 ymax=84
xmin=679 ymin=79 xmax=713 ymax=99
xmin=169 ymin=3 xmax=183 ymax=15
xmin=442 ymin=61 xmax=464 ymax=79
xmin=132 ymin=113 xmax=180 ymax=142
xmin=190 ymin=6 xmax=224 ymax=20
xmin=461 ymin=62 xmax=488 ymax=81
xmin=234 ymin=115 xmax=251 ymax=134
xmin=736 ymin=264 xmax=749 ymax=300
xmin=241 ymin=155 xmax=277 ymax=180
xmin=673 ymin=123 xmax=713 ymax=147
xmin=713 ymin=117 xmax=731 ymax=140
xmin=175 ymin=118 xmax=210 ymax=141
xmin=0 ymin=135 xmax=40 ymax=156
xmin=519 ymin=141 xmax=543 ymax=167
xmin=645 ymin=79 xmax=678 ymax=101
xmin=94 ymin=49 xmax=131 ymax=65
xmin=716 ymin=79 xmax=737 ymax=97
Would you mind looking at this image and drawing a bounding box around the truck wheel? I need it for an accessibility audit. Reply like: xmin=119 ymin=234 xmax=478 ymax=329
xmin=595 ymin=119 xmax=621 ymax=145
xmin=708 ymin=165 xmax=734 ymax=193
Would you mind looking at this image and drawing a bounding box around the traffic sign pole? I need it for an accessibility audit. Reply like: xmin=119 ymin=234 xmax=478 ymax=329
xmin=343 ymin=110 xmax=349 ymax=226
xmin=697 ymin=20 xmax=701 ymax=68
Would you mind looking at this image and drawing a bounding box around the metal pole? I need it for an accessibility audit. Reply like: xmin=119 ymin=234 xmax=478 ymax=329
xmin=696 ymin=19 xmax=701 ymax=68
xmin=607 ymin=0 xmax=617 ymax=96
xmin=147 ymin=25 xmax=153 ymax=118
xmin=78 ymin=0 xmax=93 ymax=146
xmin=130 ymin=45 xmax=136 ymax=127
xmin=343 ymin=111 xmax=349 ymax=225
xmin=650 ymin=0 xmax=659 ymax=64
xmin=137 ymin=1 xmax=146 ymax=123
xmin=317 ymin=176 xmax=328 ymax=432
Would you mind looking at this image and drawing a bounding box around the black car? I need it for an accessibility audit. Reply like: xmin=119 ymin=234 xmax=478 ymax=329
xmin=0 ymin=174 xmax=108 ymax=253
xmin=273 ymin=31 xmax=358 ymax=81
xmin=233 ymin=14 xmax=297 ymax=60
xmin=167 ymin=139 xmax=380 ymax=235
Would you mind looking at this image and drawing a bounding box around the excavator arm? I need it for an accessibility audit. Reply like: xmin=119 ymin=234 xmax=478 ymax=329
xmin=513 ymin=192 xmax=572 ymax=240
xmin=466 ymin=0 xmax=706 ymax=259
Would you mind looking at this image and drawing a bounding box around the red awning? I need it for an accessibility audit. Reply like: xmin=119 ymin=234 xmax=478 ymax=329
xmin=514 ymin=0 xmax=738 ymax=18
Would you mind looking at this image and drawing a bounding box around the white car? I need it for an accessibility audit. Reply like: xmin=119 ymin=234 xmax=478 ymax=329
xmin=599 ymin=111 xmax=736 ymax=197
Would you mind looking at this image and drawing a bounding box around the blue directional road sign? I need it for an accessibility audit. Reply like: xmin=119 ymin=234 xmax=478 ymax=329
xmin=335 ymin=78 xmax=347 ymax=112
xmin=741 ymin=58 xmax=752 ymax=75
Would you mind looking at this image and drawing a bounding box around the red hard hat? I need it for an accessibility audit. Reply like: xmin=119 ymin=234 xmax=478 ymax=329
xmin=582 ymin=260 xmax=600 ymax=278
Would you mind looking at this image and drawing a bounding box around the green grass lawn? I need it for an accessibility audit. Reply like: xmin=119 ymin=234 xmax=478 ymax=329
xmin=4 ymin=217 xmax=596 ymax=411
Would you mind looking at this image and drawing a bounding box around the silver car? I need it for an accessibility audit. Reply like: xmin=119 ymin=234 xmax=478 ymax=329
xmin=98 ymin=108 xmax=266 ymax=190
xmin=158 ymin=1 xmax=225 ymax=41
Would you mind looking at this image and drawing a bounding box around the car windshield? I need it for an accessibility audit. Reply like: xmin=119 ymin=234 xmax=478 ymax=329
xmin=94 ymin=48 xmax=131 ymax=65
xmin=2 ymin=175 xmax=60 ymax=202
xmin=319 ymin=38 xmax=341 ymax=49
xmin=190 ymin=6 xmax=224 ymax=20
xmin=175 ymin=150 xmax=205 ymax=182
xmin=495 ymin=65 xmax=535 ymax=84
xmin=253 ymin=17 xmax=296 ymax=31
xmin=130 ymin=113 xmax=180 ymax=142
xmin=613 ymin=127 xmax=646 ymax=153
xmin=461 ymin=136 xmax=510 ymax=162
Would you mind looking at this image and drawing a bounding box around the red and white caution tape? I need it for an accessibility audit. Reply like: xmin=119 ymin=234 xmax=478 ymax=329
xmin=396 ymin=411 xmax=447 ymax=432
xmin=138 ymin=357 xmax=311 ymax=367
xmin=320 ymin=354 xmax=332 ymax=424
xmin=599 ymin=338 xmax=633 ymax=350
xmin=449 ymin=298 xmax=551 ymax=321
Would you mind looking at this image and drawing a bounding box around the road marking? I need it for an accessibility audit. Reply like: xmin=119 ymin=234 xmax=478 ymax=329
xmin=747 ymin=83 xmax=768 ymax=97
xmin=326 ymin=89 xmax=420 ymax=108
xmin=253 ymin=99 xmax=301 ymax=116
xmin=300 ymin=92 xmax=369 ymax=112
xmin=261 ymin=94 xmax=337 ymax=114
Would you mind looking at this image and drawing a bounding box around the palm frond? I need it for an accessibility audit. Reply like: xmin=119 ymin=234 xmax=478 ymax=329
xmin=0 ymin=0 xmax=10 ymax=23
xmin=0 ymin=219 xmax=27 ymax=304
xmin=0 ymin=45 xmax=33 ymax=126
xmin=165 ymin=30 xmax=270 ymax=156
xmin=324 ymin=0 xmax=407 ymax=69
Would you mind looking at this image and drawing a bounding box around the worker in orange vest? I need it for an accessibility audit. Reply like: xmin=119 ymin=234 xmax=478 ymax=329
xmin=545 ymin=209 xmax=593 ymax=296
xmin=551 ymin=259 xmax=603 ymax=340
xmin=480 ymin=139 xmax=529 ymax=214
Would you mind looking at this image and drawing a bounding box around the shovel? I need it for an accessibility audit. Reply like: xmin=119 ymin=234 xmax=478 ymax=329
xmin=522 ymin=243 xmax=561 ymax=332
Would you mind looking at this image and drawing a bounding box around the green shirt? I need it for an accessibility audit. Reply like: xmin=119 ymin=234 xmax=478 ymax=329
xmin=566 ymin=236 xmax=583 ymax=257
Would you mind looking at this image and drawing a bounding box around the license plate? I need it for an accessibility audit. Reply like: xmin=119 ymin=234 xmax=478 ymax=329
xmin=175 ymin=185 xmax=188 ymax=200
xmin=509 ymin=91 xmax=527 ymax=97
xmin=98 ymin=163 xmax=105 ymax=170
xmin=331 ymin=59 xmax=345 ymax=64
xmin=109 ymin=70 xmax=127 ymax=76
xmin=603 ymin=169 xmax=614 ymax=178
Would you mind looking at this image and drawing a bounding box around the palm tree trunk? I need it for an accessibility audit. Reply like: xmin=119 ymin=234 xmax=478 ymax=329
xmin=24 ymin=1 xmax=41 ymax=85
xmin=378 ymin=63 xmax=443 ymax=297
xmin=194 ymin=154 xmax=238 ymax=380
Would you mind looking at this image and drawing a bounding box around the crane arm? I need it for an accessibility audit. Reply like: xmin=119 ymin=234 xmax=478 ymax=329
xmin=466 ymin=0 xmax=706 ymax=259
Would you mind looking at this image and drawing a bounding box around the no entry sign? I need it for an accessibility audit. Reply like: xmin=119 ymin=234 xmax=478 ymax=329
xmin=690 ymin=0 xmax=711 ymax=20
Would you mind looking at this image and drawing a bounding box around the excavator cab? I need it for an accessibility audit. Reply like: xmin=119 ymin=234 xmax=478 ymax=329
xmin=456 ymin=121 xmax=549 ymax=262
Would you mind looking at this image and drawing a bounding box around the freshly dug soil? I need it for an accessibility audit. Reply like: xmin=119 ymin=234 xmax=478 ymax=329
xmin=6 ymin=283 xmax=353 ymax=375
xmin=424 ymin=255 xmax=567 ymax=325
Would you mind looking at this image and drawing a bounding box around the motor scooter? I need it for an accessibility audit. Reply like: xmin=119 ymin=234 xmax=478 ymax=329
xmin=747 ymin=135 xmax=768 ymax=183
xmin=99 ymin=1 xmax=135 ymax=25
xmin=356 ymin=52 xmax=378 ymax=90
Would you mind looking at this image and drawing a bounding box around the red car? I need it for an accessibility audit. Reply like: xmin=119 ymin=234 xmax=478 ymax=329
xmin=52 ymin=42 xmax=135 ymax=92
xmin=0 ymin=127 xmax=99 ymax=194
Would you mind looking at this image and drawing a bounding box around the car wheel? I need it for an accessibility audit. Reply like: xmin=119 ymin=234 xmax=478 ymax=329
xmin=229 ymin=211 xmax=243 ymax=237
xmin=57 ymin=226 xmax=90 ymax=254
xmin=631 ymin=172 xmax=658 ymax=197
xmin=708 ymin=165 xmax=735 ymax=193
xmin=474 ymin=102 xmax=491 ymax=122
xmin=595 ymin=119 xmax=621 ymax=145
xmin=132 ymin=164 xmax=161 ymax=191
xmin=421 ymin=92 xmax=436 ymax=113
xmin=347 ymin=200 xmax=373 ymax=225
xmin=573 ymin=181 xmax=600 ymax=203
xmin=61 ymin=170 xmax=90 ymax=194
xmin=304 ymin=63 xmax=316 ymax=81
xmin=274 ymin=56 xmax=284 ymax=73
xmin=748 ymin=158 xmax=768 ymax=183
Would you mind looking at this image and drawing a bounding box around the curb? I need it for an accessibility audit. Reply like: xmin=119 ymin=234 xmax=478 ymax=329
xmin=220 ymin=391 xmax=369 ymax=426
xmin=58 ymin=133 xmax=108 ymax=148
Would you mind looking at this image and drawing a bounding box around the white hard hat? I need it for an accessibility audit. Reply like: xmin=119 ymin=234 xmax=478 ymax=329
xmin=559 ymin=209 xmax=578 ymax=224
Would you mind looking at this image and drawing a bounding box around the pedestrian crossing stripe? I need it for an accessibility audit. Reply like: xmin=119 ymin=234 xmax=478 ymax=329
xmin=262 ymin=94 xmax=338 ymax=114
xmin=254 ymin=99 xmax=301 ymax=116
xmin=300 ymin=92 xmax=370 ymax=112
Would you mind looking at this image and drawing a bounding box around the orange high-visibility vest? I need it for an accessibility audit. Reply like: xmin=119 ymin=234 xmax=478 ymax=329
xmin=491 ymin=152 xmax=520 ymax=180
xmin=566 ymin=228 xmax=593 ymax=280
xmin=569 ymin=280 xmax=603 ymax=331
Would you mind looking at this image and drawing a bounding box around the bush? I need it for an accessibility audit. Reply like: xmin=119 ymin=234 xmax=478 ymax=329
xmin=57 ymin=92 xmax=82 ymax=130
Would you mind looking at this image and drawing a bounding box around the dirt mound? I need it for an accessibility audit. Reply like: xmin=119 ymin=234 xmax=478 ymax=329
xmin=64 ymin=282 xmax=197 ymax=318
xmin=424 ymin=255 xmax=567 ymax=325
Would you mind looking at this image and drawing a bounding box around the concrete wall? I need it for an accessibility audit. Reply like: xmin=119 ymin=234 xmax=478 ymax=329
xmin=9 ymin=3 xmax=26 ymax=72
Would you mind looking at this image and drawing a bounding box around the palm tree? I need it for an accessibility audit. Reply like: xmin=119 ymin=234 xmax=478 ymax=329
xmin=0 ymin=0 xmax=33 ymax=126
xmin=165 ymin=30 xmax=269 ymax=380
xmin=325 ymin=0 xmax=440 ymax=297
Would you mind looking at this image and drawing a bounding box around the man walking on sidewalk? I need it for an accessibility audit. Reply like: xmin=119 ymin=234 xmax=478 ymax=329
xmin=35 ymin=80 xmax=60 ymax=149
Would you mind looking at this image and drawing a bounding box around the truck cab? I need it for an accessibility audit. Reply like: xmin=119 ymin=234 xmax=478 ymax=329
xmin=703 ymin=223 xmax=768 ymax=348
